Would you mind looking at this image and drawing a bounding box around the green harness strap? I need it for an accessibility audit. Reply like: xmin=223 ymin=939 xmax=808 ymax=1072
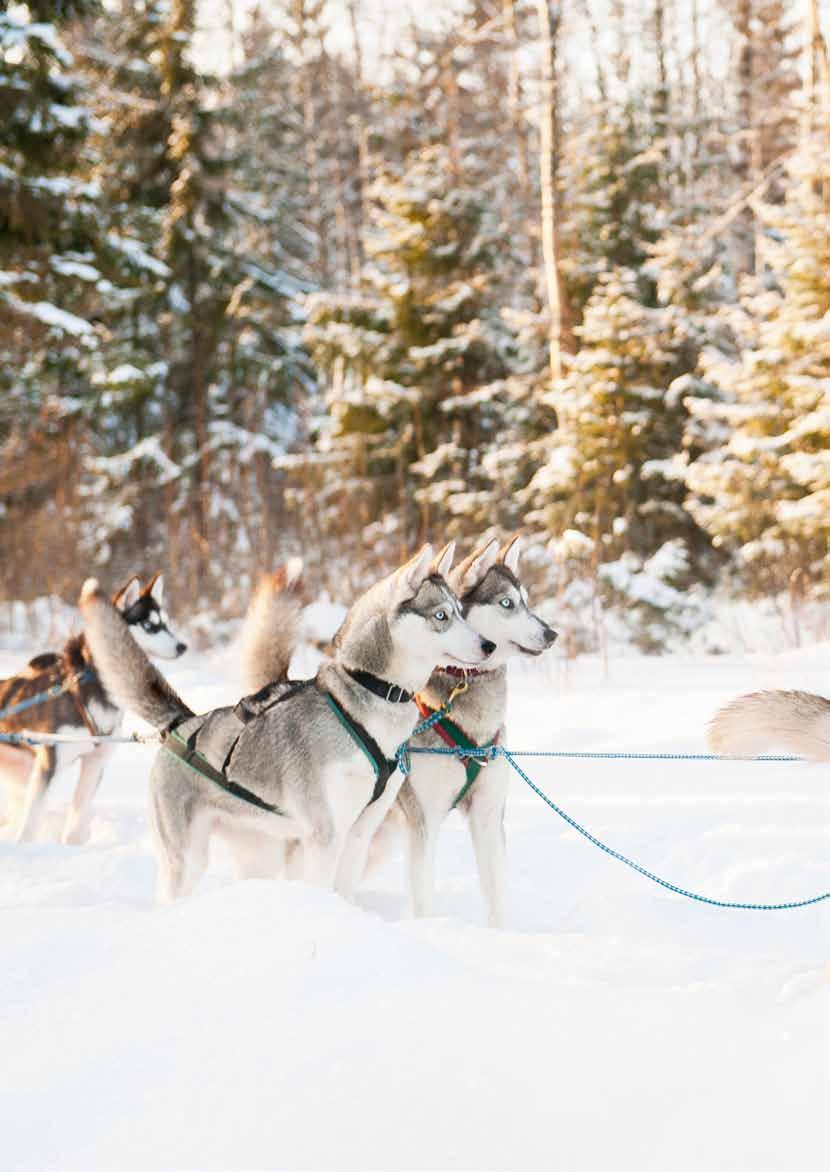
xmin=415 ymin=697 xmax=499 ymax=809
xmin=162 ymin=729 xmax=284 ymax=814
xmin=322 ymin=692 xmax=398 ymax=804
xmin=162 ymin=691 xmax=398 ymax=815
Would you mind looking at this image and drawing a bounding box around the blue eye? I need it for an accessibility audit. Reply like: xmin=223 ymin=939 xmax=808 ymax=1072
xmin=500 ymin=598 xmax=514 ymax=610
xmin=434 ymin=610 xmax=448 ymax=622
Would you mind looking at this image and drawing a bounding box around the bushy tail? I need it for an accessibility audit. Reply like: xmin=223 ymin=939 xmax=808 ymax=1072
xmin=79 ymin=579 xmax=193 ymax=730
xmin=708 ymin=690 xmax=830 ymax=761
xmin=240 ymin=559 xmax=304 ymax=693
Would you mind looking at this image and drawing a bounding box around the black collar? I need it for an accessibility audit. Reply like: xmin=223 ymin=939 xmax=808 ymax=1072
xmin=345 ymin=668 xmax=412 ymax=704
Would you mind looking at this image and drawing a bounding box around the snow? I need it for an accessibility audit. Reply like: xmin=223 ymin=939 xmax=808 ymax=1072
xmin=2 ymin=645 xmax=830 ymax=1170
xmin=106 ymin=233 xmax=171 ymax=279
xmin=6 ymin=296 xmax=95 ymax=337
xmin=50 ymin=256 xmax=101 ymax=283
xmin=1 ymin=16 xmax=73 ymax=68
xmin=90 ymin=436 xmax=181 ymax=484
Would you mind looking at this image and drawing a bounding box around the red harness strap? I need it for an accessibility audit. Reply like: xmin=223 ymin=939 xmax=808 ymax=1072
xmin=415 ymin=695 xmax=463 ymax=752
xmin=413 ymin=695 xmax=500 ymax=808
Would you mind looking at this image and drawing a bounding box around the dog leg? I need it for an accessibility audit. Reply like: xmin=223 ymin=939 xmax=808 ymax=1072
xmin=335 ymin=790 xmax=400 ymax=900
xmin=400 ymin=788 xmax=438 ymax=918
xmin=150 ymin=768 xmax=213 ymax=901
xmin=62 ymin=744 xmax=113 ymax=845
xmin=466 ymin=773 xmax=507 ymax=929
xmin=157 ymin=810 xmax=212 ymax=902
xmin=219 ymin=825 xmax=284 ymax=880
xmin=303 ymin=826 xmax=343 ymax=889
xmin=284 ymin=839 xmax=305 ymax=879
xmin=13 ymin=747 xmax=56 ymax=843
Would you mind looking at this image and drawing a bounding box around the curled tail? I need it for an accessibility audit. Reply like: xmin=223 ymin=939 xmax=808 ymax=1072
xmin=708 ymin=689 xmax=830 ymax=761
xmin=79 ymin=579 xmax=193 ymax=730
xmin=241 ymin=559 xmax=304 ymax=693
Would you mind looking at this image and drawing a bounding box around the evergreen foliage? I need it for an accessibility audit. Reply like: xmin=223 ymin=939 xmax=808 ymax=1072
xmin=2 ymin=0 xmax=829 ymax=651
xmin=304 ymin=143 xmax=516 ymax=549
xmin=684 ymin=146 xmax=830 ymax=596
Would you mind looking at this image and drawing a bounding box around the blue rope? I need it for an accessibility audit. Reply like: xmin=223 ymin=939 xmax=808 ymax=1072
xmin=399 ymin=742 xmax=829 ymax=912
xmin=0 ymin=669 xmax=92 ymax=725
xmin=396 ymin=699 xmax=460 ymax=776
xmin=409 ymin=747 xmax=801 ymax=763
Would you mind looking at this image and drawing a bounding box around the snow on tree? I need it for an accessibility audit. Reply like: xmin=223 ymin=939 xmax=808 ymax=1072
xmin=0 ymin=0 xmax=104 ymax=599
xmin=684 ymin=144 xmax=830 ymax=596
xmin=303 ymin=142 xmax=517 ymax=547
xmin=74 ymin=1 xmax=313 ymax=601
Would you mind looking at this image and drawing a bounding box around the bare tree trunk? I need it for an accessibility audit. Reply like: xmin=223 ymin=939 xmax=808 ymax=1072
xmin=503 ymin=0 xmax=532 ymax=189
xmin=347 ymin=0 xmax=367 ymax=280
xmin=575 ymin=0 xmax=607 ymax=103
xmin=327 ymin=50 xmax=358 ymax=288
xmin=609 ymin=0 xmax=630 ymax=88
xmin=442 ymin=41 xmax=462 ymax=178
xmin=536 ymin=0 xmax=572 ymax=383
xmin=653 ymin=0 xmax=669 ymax=138
xmin=735 ymin=0 xmax=756 ymax=273
xmin=690 ymin=0 xmax=703 ymax=126
xmin=293 ymin=1 xmax=329 ymax=287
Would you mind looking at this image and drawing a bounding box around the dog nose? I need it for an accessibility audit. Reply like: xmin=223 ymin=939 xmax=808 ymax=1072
xmin=480 ymin=638 xmax=496 ymax=657
xmin=543 ymin=624 xmax=557 ymax=646
xmin=176 ymin=642 xmax=188 ymax=656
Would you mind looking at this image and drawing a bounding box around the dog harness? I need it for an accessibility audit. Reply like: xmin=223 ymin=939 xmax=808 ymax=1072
xmin=161 ymin=674 xmax=402 ymax=814
xmin=413 ymin=694 xmax=500 ymax=808
xmin=323 ymin=692 xmax=399 ymax=799
xmin=163 ymin=729 xmax=284 ymax=813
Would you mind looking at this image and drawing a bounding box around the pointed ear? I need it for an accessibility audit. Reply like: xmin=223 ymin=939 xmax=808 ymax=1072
xmin=429 ymin=540 xmax=456 ymax=580
xmin=390 ymin=544 xmax=434 ymax=605
xmin=499 ymin=534 xmax=524 ymax=575
xmin=452 ymin=538 xmax=500 ymax=595
xmin=145 ymin=571 xmax=165 ymax=606
xmin=113 ymin=576 xmax=141 ymax=613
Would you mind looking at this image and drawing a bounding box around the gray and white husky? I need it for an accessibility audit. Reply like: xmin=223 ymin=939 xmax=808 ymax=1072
xmin=709 ymin=689 xmax=830 ymax=761
xmin=394 ymin=535 xmax=557 ymax=927
xmin=79 ymin=545 xmax=495 ymax=901
xmin=0 ymin=574 xmax=186 ymax=844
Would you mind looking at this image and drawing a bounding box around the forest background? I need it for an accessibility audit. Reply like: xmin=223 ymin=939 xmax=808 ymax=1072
xmin=3 ymin=0 xmax=830 ymax=654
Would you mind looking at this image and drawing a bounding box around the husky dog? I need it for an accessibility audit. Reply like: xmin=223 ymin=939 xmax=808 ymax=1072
xmin=240 ymin=557 xmax=304 ymax=694
xmin=394 ymin=535 xmax=557 ymax=928
xmin=79 ymin=545 xmax=495 ymax=901
xmin=709 ymin=689 xmax=830 ymax=761
xmin=0 ymin=574 xmax=186 ymax=844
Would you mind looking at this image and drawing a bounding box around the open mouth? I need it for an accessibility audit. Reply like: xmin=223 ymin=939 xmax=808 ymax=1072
xmin=511 ymin=642 xmax=543 ymax=657
xmin=447 ymin=653 xmax=490 ymax=666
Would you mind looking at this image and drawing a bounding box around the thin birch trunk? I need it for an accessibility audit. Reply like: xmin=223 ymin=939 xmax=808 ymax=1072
xmin=735 ymin=0 xmax=756 ymax=273
xmin=536 ymin=0 xmax=572 ymax=383
xmin=502 ymin=0 xmax=532 ymax=190
xmin=294 ymin=1 xmax=328 ymax=286
xmin=575 ymin=0 xmax=607 ymax=103
xmin=347 ymin=0 xmax=367 ymax=280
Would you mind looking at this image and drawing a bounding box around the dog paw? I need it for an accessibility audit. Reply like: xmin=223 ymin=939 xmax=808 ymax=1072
xmin=61 ymin=824 xmax=90 ymax=847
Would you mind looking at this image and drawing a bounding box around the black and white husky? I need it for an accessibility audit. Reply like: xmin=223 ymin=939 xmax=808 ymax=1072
xmin=395 ymin=536 xmax=557 ymax=927
xmin=239 ymin=537 xmax=556 ymax=926
xmin=0 ymin=574 xmax=186 ymax=844
xmin=79 ymin=545 xmax=495 ymax=901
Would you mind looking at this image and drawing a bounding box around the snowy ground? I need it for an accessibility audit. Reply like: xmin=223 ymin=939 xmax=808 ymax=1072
xmin=2 ymin=643 xmax=830 ymax=1171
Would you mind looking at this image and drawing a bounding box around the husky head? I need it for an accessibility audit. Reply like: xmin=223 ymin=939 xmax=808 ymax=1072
xmin=448 ymin=535 xmax=557 ymax=668
xmin=112 ymin=573 xmax=187 ymax=660
xmin=336 ymin=544 xmax=494 ymax=692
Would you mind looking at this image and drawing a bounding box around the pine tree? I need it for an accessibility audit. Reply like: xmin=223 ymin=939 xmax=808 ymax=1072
xmin=684 ymin=146 xmax=830 ymax=596
xmin=0 ymin=0 xmax=103 ymax=599
xmin=74 ymin=0 xmax=312 ymax=601
xmin=304 ymin=142 xmax=516 ymax=548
